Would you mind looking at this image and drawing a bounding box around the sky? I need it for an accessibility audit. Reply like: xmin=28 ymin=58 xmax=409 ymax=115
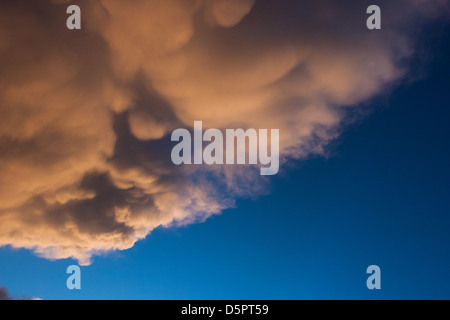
xmin=0 ymin=0 xmax=449 ymax=300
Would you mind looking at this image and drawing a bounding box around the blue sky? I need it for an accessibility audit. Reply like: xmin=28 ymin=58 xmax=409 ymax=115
xmin=1 ymin=21 xmax=449 ymax=300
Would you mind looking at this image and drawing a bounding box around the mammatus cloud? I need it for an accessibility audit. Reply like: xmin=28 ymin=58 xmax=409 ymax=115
xmin=0 ymin=0 xmax=448 ymax=265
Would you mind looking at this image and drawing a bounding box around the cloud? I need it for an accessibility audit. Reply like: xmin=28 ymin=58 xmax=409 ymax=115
xmin=0 ymin=0 xmax=448 ymax=265
xmin=0 ymin=287 xmax=12 ymax=300
xmin=204 ymin=0 xmax=256 ymax=27
xmin=0 ymin=286 xmax=40 ymax=300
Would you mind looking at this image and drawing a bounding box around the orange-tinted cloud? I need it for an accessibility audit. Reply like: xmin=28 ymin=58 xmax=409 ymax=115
xmin=0 ymin=0 xmax=447 ymax=264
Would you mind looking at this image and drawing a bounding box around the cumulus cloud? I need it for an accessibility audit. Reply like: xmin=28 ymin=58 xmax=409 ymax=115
xmin=0 ymin=287 xmax=12 ymax=300
xmin=0 ymin=286 xmax=40 ymax=300
xmin=0 ymin=0 xmax=448 ymax=265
